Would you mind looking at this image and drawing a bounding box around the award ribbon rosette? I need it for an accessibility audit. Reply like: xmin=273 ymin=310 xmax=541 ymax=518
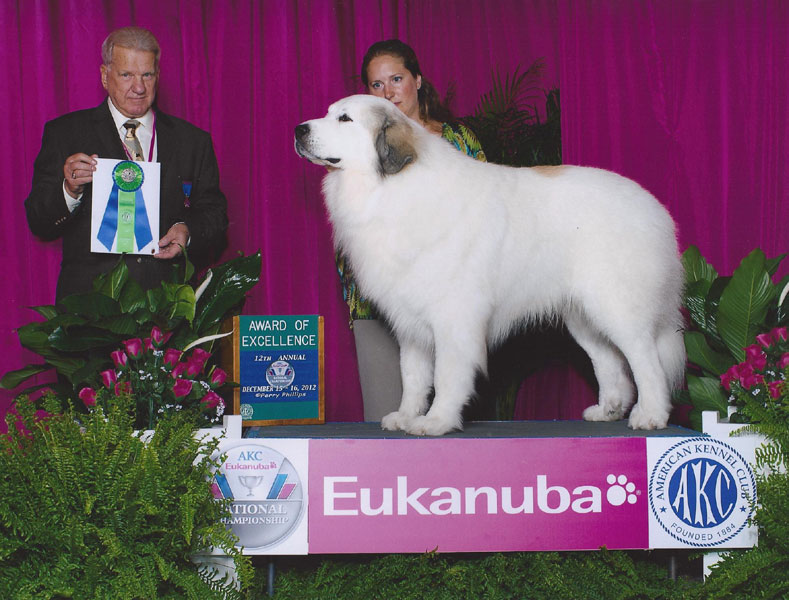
xmin=91 ymin=158 xmax=160 ymax=255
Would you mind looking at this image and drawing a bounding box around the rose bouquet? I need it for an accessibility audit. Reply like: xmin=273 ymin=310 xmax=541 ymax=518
xmin=78 ymin=326 xmax=228 ymax=430
xmin=721 ymin=326 xmax=788 ymax=426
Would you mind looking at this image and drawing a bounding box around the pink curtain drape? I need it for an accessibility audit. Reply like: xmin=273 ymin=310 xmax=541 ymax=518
xmin=2 ymin=1 xmax=787 ymax=428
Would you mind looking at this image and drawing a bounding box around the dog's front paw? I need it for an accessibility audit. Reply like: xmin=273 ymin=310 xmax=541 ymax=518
xmin=405 ymin=414 xmax=461 ymax=436
xmin=583 ymin=403 xmax=625 ymax=422
xmin=381 ymin=411 xmax=414 ymax=432
xmin=627 ymin=403 xmax=669 ymax=430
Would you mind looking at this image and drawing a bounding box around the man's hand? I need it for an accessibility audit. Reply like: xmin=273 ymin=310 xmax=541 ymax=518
xmin=63 ymin=153 xmax=98 ymax=198
xmin=154 ymin=223 xmax=190 ymax=259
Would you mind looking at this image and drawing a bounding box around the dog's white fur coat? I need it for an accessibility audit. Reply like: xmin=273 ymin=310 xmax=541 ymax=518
xmin=295 ymin=95 xmax=685 ymax=435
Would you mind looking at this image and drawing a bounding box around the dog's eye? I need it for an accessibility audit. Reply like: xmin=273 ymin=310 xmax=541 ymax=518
xmin=338 ymin=114 xmax=353 ymax=122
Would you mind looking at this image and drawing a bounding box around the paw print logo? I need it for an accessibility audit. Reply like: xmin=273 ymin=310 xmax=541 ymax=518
xmin=606 ymin=474 xmax=638 ymax=506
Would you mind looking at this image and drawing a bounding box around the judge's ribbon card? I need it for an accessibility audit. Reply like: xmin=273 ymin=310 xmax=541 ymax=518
xmin=91 ymin=158 xmax=160 ymax=255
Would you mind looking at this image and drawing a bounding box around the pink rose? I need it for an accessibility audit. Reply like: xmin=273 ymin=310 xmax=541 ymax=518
xmin=768 ymin=380 xmax=784 ymax=399
xmin=779 ymin=353 xmax=789 ymax=369
xmin=151 ymin=326 xmax=172 ymax=348
xmin=100 ymin=369 xmax=118 ymax=388
xmin=186 ymin=358 xmax=205 ymax=377
xmin=78 ymin=387 xmax=97 ymax=407
xmin=209 ymin=367 xmax=228 ymax=388
xmin=744 ymin=345 xmax=767 ymax=370
xmin=739 ymin=373 xmax=764 ymax=390
xmin=114 ymin=381 xmax=132 ymax=396
xmin=173 ymin=378 xmax=193 ymax=398
xmin=772 ymin=327 xmax=788 ymax=343
xmin=756 ymin=333 xmax=773 ymax=349
xmin=171 ymin=362 xmax=188 ymax=379
xmin=190 ymin=348 xmax=211 ymax=368
xmin=201 ymin=391 xmax=223 ymax=410
xmin=122 ymin=338 xmax=144 ymax=359
xmin=163 ymin=348 xmax=182 ymax=367
xmin=110 ymin=350 xmax=128 ymax=369
xmin=720 ymin=370 xmax=736 ymax=391
xmin=143 ymin=337 xmax=154 ymax=352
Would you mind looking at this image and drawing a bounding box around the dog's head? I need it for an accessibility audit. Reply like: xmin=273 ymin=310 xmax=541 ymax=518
xmin=294 ymin=95 xmax=418 ymax=176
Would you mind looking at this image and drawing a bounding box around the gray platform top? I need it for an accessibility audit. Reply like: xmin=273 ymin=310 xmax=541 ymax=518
xmin=245 ymin=420 xmax=702 ymax=439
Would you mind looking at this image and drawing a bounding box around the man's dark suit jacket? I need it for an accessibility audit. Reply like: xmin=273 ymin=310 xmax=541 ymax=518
xmin=25 ymin=100 xmax=228 ymax=301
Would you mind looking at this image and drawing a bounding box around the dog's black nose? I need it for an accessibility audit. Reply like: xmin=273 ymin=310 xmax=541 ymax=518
xmin=295 ymin=123 xmax=309 ymax=141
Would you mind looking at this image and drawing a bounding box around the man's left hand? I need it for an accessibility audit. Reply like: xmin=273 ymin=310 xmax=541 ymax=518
xmin=154 ymin=223 xmax=189 ymax=259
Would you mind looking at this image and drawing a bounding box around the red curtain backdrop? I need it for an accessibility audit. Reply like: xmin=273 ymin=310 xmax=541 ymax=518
xmin=2 ymin=1 xmax=787 ymax=426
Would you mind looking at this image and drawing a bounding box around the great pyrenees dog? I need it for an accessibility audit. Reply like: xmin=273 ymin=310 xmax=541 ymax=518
xmin=295 ymin=95 xmax=685 ymax=436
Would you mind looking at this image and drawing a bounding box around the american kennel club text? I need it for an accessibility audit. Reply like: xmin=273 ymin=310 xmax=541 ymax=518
xmin=649 ymin=438 xmax=756 ymax=547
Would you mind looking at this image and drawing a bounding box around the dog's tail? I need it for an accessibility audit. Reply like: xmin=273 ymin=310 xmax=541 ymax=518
xmin=656 ymin=321 xmax=686 ymax=392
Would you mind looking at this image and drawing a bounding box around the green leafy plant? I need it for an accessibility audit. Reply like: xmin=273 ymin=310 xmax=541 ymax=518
xmin=690 ymin=334 xmax=789 ymax=599
xmin=260 ymin=549 xmax=698 ymax=599
xmin=0 ymin=393 xmax=253 ymax=599
xmin=1 ymin=251 xmax=261 ymax=397
xmin=459 ymin=60 xmax=561 ymax=168
xmin=678 ymin=246 xmax=788 ymax=430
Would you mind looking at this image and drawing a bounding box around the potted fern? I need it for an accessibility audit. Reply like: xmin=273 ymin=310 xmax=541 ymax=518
xmin=0 ymin=393 xmax=253 ymax=598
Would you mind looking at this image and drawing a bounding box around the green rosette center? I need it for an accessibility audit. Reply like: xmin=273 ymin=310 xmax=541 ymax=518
xmin=112 ymin=161 xmax=144 ymax=192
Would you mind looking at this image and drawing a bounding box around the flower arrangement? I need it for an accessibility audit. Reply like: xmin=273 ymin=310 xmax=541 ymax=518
xmin=721 ymin=326 xmax=789 ymax=426
xmin=679 ymin=246 xmax=788 ymax=430
xmin=78 ymin=325 xmax=229 ymax=430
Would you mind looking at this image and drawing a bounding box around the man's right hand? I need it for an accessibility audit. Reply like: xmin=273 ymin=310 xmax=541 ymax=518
xmin=63 ymin=153 xmax=98 ymax=198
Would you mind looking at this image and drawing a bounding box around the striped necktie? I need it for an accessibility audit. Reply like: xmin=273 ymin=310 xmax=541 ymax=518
xmin=123 ymin=119 xmax=144 ymax=161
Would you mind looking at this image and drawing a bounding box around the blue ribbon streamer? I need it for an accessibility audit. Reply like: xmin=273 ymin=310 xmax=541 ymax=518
xmin=97 ymin=184 xmax=153 ymax=252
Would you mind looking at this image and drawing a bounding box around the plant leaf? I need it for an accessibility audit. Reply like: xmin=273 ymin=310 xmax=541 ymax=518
xmin=119 ymin=276 xmax=148 ymax=315
xmin=60 ymin=292 xmax=122 ymax=319
xmin=684 ymin=331 xmax=735 ymax=376
xmin=682 ymin=245 xmax=718 ymax=285
xmin=686 ymin=374 xmax=729 ymax=416
xmin=765 ymin=252 xmax=786 ymax=277
xmin=161 ymin=282 xmax=196 ymax=323
xmin=93 ymin=257 xmax=129 ymax=300
xmin=48 ymin=326 xmax=119 ymax=352
xmin=29 ymin=305 xmax=59 ymax=320
xmin=717 ymin=249 xmax=774 ymax=362
xmin=193 ymin=251 xmax=261 ymax=333
xmin=0 ymin=364 xmax=50 ymax=389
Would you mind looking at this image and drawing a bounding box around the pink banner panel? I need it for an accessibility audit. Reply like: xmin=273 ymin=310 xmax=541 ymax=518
xmin=309 ymin=437 xmax=648 ymax=553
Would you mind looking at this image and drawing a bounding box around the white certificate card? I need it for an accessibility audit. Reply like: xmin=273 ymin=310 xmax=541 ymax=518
xmin=90 ymin=158 xmax=160 ymax=255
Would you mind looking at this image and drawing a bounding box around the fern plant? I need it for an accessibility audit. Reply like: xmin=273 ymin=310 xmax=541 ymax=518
xmin=0 ymin=393 xmax=252 ymax=599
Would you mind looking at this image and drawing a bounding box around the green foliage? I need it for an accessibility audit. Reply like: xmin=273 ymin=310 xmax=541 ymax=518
xmin=691 ymin=328 xmax=789 ymax=599
xmin=459 ymin=60 xmax=562 ymax=168
xmin=1 ymin=251 xmax=261 ymax=396
xmin=0 ymin=394 xmax=252 ymax=599
xmin=259 ymin=550 xmax=698 ymax=599
xmin=679 ymin=246 xmax=788 ymax=430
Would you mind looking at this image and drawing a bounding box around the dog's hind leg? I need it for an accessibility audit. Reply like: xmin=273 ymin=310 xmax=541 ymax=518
xmin=566 ymin=311 xmax=635 ymax=422
xmin=404 ymin=323 xmax=487 ymax=436
xmin=381 ymin=341 xmax=434 ymax=432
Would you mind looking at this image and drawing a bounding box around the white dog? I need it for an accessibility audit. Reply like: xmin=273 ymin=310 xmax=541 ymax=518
xmin=295 ymin=95 xmax=685 ymax=436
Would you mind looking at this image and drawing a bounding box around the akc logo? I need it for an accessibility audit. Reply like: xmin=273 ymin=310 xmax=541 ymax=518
xmin=214 ymin=443 xmax=305 ymax=550
xmin=266 ymin=360 xmax=295 ymax=389
xmin=649 ymin=438 xmax=755 ymax=546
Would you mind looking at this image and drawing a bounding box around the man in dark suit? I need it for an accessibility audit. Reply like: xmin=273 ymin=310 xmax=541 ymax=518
xmin=25 ymin=26 xmax=228 ymax=301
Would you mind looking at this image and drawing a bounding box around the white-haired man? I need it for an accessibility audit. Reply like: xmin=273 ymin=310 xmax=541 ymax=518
xmin=25 ymin=26 xmax=228 ymax=300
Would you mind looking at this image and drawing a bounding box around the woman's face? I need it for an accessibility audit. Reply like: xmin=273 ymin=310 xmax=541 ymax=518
xmin=366 ymin=54 xmax=422 ymax=122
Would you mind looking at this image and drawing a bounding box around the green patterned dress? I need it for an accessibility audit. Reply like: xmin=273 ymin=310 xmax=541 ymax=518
xmin=335 ymin=122 xmax=486 ymax=326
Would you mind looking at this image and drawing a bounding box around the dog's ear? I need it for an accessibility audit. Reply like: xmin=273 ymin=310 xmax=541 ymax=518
xmin=375 ymin=112 xmax=417 ymax=176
